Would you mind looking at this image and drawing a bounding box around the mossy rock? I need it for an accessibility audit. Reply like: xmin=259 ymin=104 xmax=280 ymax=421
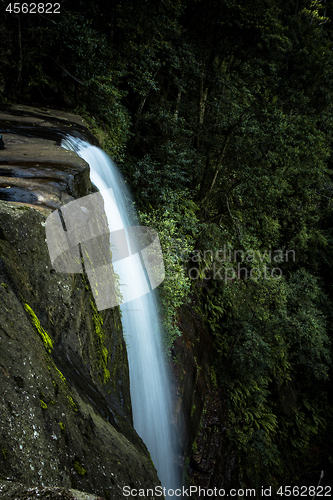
xmin=0 ymin=198 xmax=160 ymax=495
xmin=0 ymin=479 xmax=106 ymax=499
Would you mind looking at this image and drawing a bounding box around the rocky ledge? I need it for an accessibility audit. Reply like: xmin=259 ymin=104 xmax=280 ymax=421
xmin=0 ymin=104 xmax=94 ymax=213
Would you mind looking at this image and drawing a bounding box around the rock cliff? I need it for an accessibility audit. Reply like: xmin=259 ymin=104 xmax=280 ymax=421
xmin=0 ymin=106 xmax=160 ymax=499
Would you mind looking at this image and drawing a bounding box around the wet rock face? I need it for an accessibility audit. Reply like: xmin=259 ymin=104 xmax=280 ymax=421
xmin=173 ymin=305 xmax=213 ymax=458
xmin=0 ymin=480 xmax=104 ymax=499
xmin=173 ymin=305 xmax=235 ymax=494
xmin=0 ymin=104 xmax=97 ymax=211
xmin=0 ymin=134 xmax=91 ymax=210
xmin=0 ymin=107 xmax=161 ymax=499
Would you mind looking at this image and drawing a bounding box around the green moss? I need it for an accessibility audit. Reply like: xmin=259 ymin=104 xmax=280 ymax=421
xmin=74 ymin=461 xmax=87 ymax=476
xmin=2 ymin=447 xmax=7 ymax=460
xmin=1 ymin=283 xmax=8 ymax=289
xmin=90 ymin=297 xmax=111 ymax=384
xmin=24 ymin=302 xmax=54 ymax=353
xmin=59 ymin=422 xmax=66 ymax=433
xmin=83 ymin=273 xmax=124 ymax=387
xmin=81 ymin=274 xmax=90 ymax=291
xmin=52 ymin=363 xmax=78 ymax=412
xmin=40 ymin=400 xmax=48 ymax=410
xmin=68 ymin=395 xmax=78 ymax=412
xmin=54 ymin=366 xmax=67 ymax=384
xmin=191 ymin=403 xmax=196 ymax=418
xmin=52 ymin=379 xmax=59 ymax=396
xmin=17 ymin=205 xmax=30 ymax=211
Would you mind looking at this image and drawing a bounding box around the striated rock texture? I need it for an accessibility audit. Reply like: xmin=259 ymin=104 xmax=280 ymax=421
xmin=0 ymin=480 xmax=105 ymax=500
xmin=173 ymin=304 xmax=235 ymax=494
xmin=0 ymin=104 xmax=94 ymax=211
xmin=0 ymin=107 xmax=161 ymax=499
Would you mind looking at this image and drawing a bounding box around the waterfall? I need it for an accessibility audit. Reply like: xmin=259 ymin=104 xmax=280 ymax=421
xmin=61 ymin=137 xmax=179 ymax=494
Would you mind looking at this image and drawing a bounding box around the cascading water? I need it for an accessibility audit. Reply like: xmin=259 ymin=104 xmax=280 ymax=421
xmin=62 ymin=137 xmax=180 ymax=494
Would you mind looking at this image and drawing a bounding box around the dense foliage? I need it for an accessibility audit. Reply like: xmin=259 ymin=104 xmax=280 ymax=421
xmin=2 ymin=0 xmax=333 ymax=491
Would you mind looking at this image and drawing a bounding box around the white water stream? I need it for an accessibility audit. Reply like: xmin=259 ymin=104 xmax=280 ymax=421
xmin=62 ymin=137 xmax=179 ymax=494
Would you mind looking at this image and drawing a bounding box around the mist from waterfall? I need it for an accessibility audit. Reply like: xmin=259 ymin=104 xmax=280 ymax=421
xmin=61 ymin=137 xmax=180 ymax=494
